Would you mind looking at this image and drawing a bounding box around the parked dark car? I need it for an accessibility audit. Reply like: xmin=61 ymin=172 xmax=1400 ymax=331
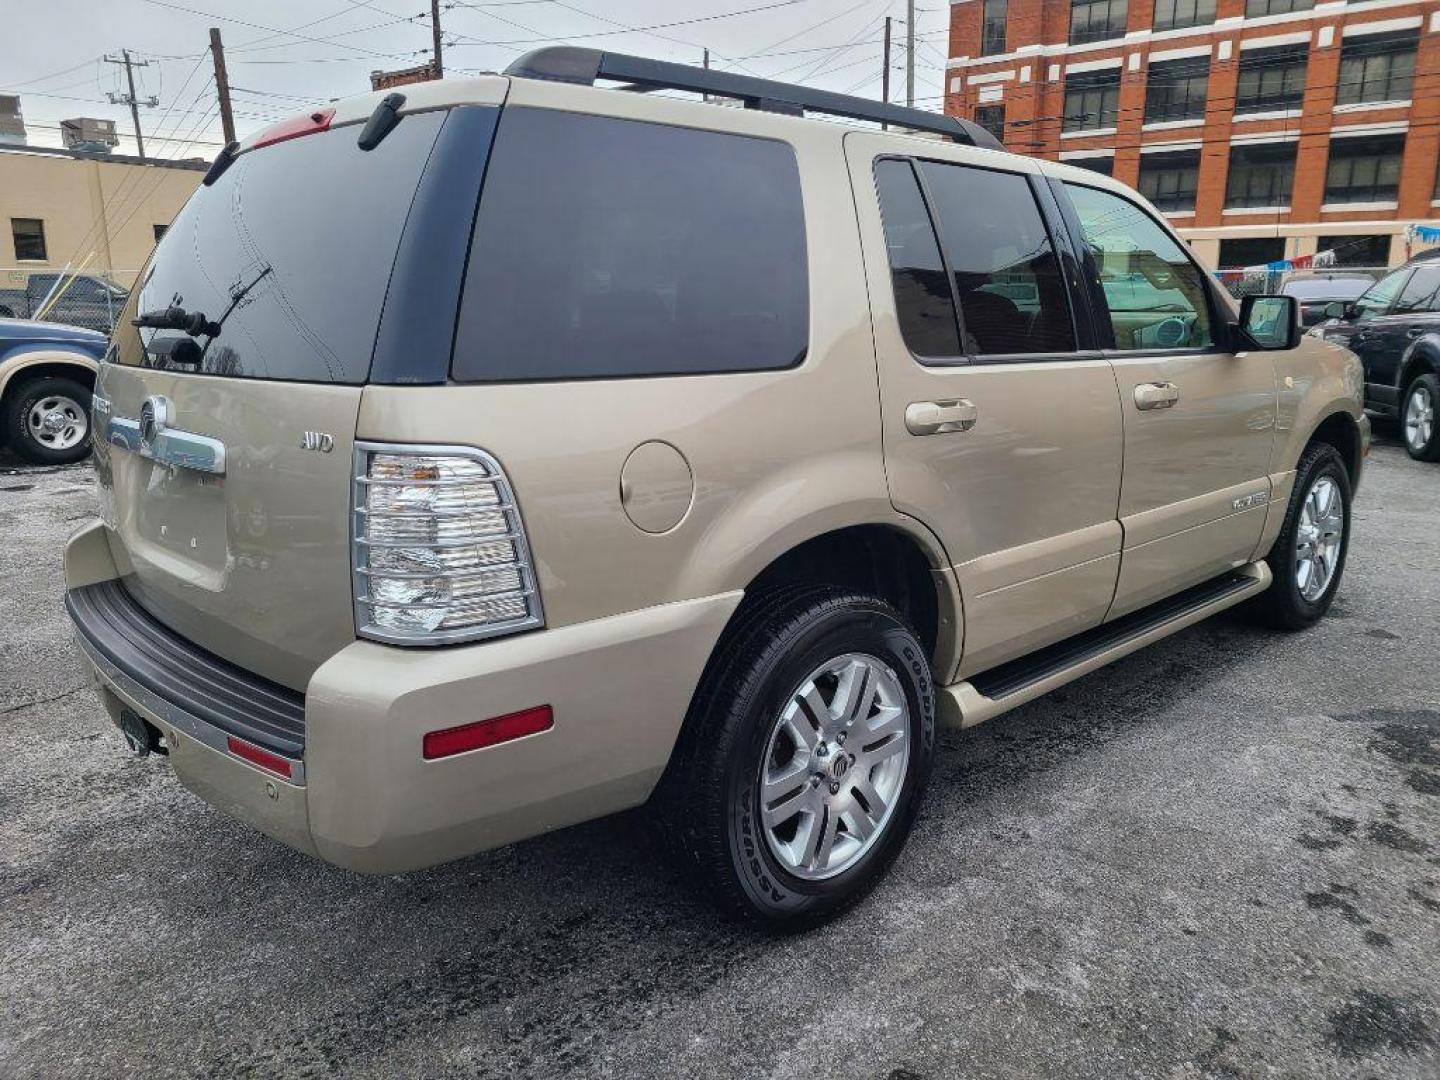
xmin=0 ymin=273 xmax=129 ymax=334
xmin=1315 ymin=263 xmax=1440 ymax=461
xmin=0 ymin=317 xmax=104 ymax=464
xmin=1281 ymin=275 xmax=1374 ymax=328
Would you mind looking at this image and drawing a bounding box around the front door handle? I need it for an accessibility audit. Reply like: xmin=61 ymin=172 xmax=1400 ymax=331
xmin=1407 ymin=327 xmax=1424 ymax=338
xmin=905 ymin=398 xmax=977 ymax=435
xmin=1134 ymin=382 xmax=1180 ymax=411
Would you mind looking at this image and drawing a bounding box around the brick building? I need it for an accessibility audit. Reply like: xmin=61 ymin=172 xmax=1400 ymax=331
xmin=945 ymin=0 xmax=1440 ymax=270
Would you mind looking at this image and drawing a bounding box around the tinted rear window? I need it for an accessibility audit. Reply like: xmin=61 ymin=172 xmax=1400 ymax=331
xmin=126 ymin=112 xmax=445 ymax=383
xmin=452 ymin=108 xmax=808 ymax=382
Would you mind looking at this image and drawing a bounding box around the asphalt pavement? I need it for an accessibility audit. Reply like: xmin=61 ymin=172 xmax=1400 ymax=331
xmin=1 ymin=436 xmax=1437 ymax=1079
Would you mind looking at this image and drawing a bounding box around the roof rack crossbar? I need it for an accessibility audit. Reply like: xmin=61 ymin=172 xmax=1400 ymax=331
xmin=503 ymin=47 xmax=1003 ymax=150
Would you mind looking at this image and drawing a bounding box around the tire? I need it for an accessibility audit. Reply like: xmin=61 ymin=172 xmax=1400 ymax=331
xmin=1251 ymin=442 xmax=1352 ymax=631
xmin=5 ymin=376 xmax=93 ymax=465
xmin=654 ymin=585 xmax=936 ymax=929
xmin=1401 ymin=373 xmax=1440 ymax=462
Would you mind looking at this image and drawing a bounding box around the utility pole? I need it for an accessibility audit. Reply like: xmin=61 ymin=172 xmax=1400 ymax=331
xmin=430 ymin=0 xmax=444 ymax=79
xmin=905 ymin=0 xmax=915 ymax=108
xmin=209 ymin=29 xmax=236 ymax=146
xmin=104 ymin=49 xmax=157 ymax=160
xmin=881 ymin=17 xmax=891 ymax=128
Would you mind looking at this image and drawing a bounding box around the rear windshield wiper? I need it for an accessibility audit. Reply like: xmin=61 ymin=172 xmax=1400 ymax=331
xmin=132 ymin=305 xmax=222 ymax=338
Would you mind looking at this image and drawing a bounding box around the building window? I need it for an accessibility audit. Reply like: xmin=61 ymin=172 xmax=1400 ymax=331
xmin=1144 ymin=57 xmax=1210 ymax=124
xmin=1218 ymin=237 xmax=1287 ymax=268
xmin=980 ymin=0 xmax=1007 ymax=56
xmin=1139 ymin=149 xmax=1201 ymax=212
xmin=1069 ymin=156 xmax=1115 ymax=177
xmin=973 ymin=104 xmax=1005 ymax=141
xmin=1244 ymin=0 xmax=1314 ymax=15
xmin=1069 ymin=0 xmax=1128 ymax=46
xmin=1336 ymin=31 xmax=1418 ymax=106
xmin=1325 ymin=134 xmax=1404 ymax=204
xmin=11 ymin=218 xmax=46 ymax=261
xmin=1063 ymin=68 xmax=1122 ymax=132
xmin=1235 ymin=44 xmax=1308 ymax=115
xmin=1225 ymin=141 xmax=1296 ymax=208
xmin=1316 ymin=234 xmax=1391 ymax=267
xmin=1153 ymin=0 xmax=1215 ymax=32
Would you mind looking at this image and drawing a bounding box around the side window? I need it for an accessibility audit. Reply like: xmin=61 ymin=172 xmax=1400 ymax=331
xmin=1355 ymin=268 xmax=1410 ymax=321
xmin=917 ymin=161 xmax=1076 ymax=357
xmin=873 ymin=159 xmax=962 ymax=358
xmin=1062 ymin=182 xmax=1215 ymax=351
xmin=1393 ymin=267 xmax=1440 ymax=315
xmin=452 ymin=109 xmax=809 ymax=382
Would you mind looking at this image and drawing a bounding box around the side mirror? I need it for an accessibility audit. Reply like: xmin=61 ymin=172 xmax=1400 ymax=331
xmin=1322 ymin=300 xmax=1350 ymax=321
xmin=1237 ymin=294 xmax=1301 ymax=351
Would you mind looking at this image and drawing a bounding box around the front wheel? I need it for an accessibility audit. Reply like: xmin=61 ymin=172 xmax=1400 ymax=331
xmin=655 ymin=586 xmax=936 ymax=928
xmin=1402 ymin=373 xmax=1440 ymax=462
xmin=1251 ymin=443 xmax=1352 ymax=631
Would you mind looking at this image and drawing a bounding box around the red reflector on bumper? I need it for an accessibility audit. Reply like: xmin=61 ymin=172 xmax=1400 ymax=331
xmin=424 ymin=705 xmax=554 ymax=760
xmin=227 ymin=736 xmax=295 ymax=779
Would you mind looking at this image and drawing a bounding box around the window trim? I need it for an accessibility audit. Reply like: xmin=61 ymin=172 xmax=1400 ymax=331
xmin=874 ymin=155 xmax=1087 ymax=368
xmin=1055 ymin=180 xmax=1228 ymax=359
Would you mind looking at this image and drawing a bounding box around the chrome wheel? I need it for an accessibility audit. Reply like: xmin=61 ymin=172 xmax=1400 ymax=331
xmin=1405 ymin=383 xmax=1434 ymax=452
xmin=758 ymin=653 xmax=910 ymax=881
xmin=1294 ymin=475 xmax=1344 ymax=602
xmin=26 ymin=394 xmax=88 ymax=452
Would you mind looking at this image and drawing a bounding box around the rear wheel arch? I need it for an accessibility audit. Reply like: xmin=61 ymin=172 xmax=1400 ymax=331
xmin=0 ymin=354 xmax=98 ymax=459
xmin=1398 ymin=346 xmax=1438 ymax=397
xmin=710 ymin=522 xmax=955 ymax=682
xmin=0 ymin=353 xmax=99 ymax=420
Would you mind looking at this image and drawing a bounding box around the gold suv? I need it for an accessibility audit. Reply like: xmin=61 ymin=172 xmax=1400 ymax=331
xmin=64 ymin=49 xmax=1368 ymax=926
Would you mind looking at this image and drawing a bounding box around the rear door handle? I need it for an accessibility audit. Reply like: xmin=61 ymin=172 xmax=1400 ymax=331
xmin=905 ymin=399 xmax=977 ymax=435
xmin=1133 ymin=382 xmax=1180 ymax=411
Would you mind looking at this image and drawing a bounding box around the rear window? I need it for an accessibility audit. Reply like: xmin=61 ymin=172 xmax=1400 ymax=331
xmin=125 ymin=112 xmax=446 ymax=383
xmin=452 ymin=108 xmax=808 ymax=382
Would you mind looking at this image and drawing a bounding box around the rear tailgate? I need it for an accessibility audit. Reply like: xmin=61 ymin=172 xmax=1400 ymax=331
xmin=92 ymin=100 xmax=483 ymax=691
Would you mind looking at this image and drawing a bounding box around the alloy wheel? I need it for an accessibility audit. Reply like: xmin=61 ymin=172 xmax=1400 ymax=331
xmin=1405 ymin=383 xmax=1434 ymax=452
xmin=1294 ymin=475 xmax=1344 ymax=603
xmin=758 ymin=652 xmax=910 ymax=881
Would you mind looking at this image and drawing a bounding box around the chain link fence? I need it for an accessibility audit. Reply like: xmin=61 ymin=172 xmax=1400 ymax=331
xmin=0 ymin=268 xmax=136 ymax=335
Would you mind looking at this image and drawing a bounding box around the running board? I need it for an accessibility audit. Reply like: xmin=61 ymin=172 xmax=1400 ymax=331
xmin=937 ymin=561 xmax=1272 ymax=730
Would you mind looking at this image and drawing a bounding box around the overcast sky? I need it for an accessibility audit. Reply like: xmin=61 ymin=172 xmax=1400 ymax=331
xmin=2 ymin=0 xmax=952 ymax=159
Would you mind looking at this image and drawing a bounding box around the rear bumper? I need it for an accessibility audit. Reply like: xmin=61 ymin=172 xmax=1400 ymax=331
xmin=65 ymin=520 xmax=741 ymax=873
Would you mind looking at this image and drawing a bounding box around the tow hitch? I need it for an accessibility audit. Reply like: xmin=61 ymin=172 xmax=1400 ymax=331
xmin=117 ymin=708 xmax=168 ymax=757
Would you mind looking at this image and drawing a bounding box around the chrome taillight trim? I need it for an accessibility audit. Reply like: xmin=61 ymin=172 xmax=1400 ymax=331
xmin=351 ymin=441 xmax=545 ymax=646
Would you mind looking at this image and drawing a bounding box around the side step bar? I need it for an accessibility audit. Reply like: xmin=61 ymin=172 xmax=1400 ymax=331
xmin=937 ymin=561 xmax=1272 ymax=730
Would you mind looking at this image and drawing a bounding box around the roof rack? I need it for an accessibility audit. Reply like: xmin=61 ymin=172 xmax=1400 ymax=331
xmin=503 ymin=47 xmax=1003 ymax=151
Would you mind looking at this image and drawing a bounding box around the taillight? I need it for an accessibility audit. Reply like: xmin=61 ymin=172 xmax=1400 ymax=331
xmin=352 ymin=443 xmax=544 ymax=645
